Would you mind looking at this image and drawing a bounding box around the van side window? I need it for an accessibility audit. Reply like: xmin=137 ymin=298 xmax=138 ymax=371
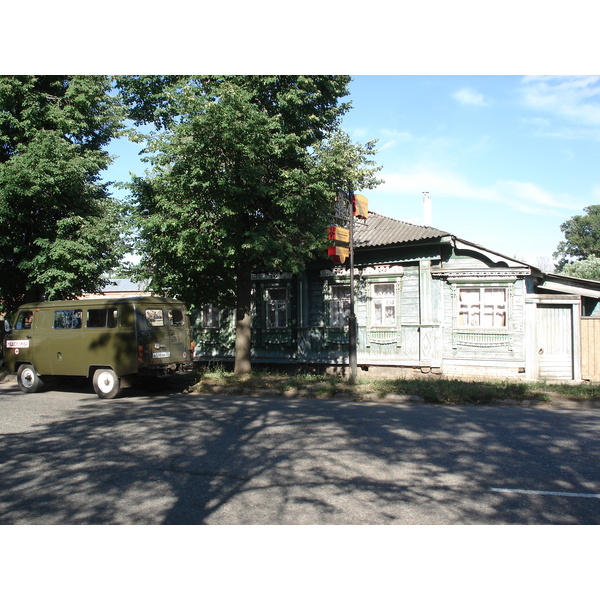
xmin=54 ymin=310 xmax=82 ymax=329
xmin=145 ymin=309 xmax=164 ymax=327
xmin=169 ymin=309 xmax=184 ymax=326
xmin=87 ymin=308 xmax=118 ymax=328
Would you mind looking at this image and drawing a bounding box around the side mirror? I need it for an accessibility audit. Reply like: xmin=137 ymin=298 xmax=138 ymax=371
xmin=4 ymin=320 xmax=11 ymax=333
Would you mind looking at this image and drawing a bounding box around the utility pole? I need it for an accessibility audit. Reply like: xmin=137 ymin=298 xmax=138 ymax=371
xmin=328 ymin=189 xmax=368 ymax=384
xmin=347 ymin=186 xmax=357 ymax=384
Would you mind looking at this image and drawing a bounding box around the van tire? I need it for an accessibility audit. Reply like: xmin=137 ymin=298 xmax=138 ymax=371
xmin=17 ymin=364 xmax=44 ymax=393
xmin=93 ymin=368 xmax=121 ymax=399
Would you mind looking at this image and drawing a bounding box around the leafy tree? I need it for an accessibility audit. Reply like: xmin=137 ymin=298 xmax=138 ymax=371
xmin=554 ymin=205 xmax=600 ymax=270
xmin=560 ymin=256 xmax=600 ymax=281
xmin=117 ymin=75 xmax=381 ymax=374
xmin=0 ymin=76 xmax=127 ymax=315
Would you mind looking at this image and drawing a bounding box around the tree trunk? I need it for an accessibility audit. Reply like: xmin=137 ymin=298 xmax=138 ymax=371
xmin=234 ymin=264 xmax=253 ymax=375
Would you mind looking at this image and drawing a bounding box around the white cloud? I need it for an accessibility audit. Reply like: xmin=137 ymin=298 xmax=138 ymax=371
xmin=520 ymin=76 xmax=600 ymax=125
xmin=379 ymin=140 xmax=397 ymax=151
xmin=521 ymin=116 xmax=551 ymax=127
xmin=377 ymin=129 xmax=413 ymax=152
xmin=494 ymin=180 xmax=564 ymax=211
xmin=380 ymin=129 xmax=413 ymax=142
xmin=378 ymin=166 xmax=579 ymax=216
xmin=452 ymin=87 xmax=487 ymax=106
xmin=382 ymin=169 xmax=475 ymax=198
xmin=347 ymin=126 xmax=370 ymax=140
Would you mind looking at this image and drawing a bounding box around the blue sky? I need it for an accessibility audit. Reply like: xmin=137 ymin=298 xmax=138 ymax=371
xmin=8 ymin=0 xmax=597 ymax=269
xmin=103 ymin=75 xmax=600 ymax=268
xmin=340 ymin=75 xmax=600 ymax=266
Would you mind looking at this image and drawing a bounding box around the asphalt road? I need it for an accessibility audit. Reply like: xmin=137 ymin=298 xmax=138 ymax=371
xmin=1 ymin=376 xmax=600 ymax=524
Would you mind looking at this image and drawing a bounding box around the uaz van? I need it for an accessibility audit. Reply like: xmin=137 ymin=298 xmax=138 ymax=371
xmin=3 ymin=296 xmax=194 ymax=398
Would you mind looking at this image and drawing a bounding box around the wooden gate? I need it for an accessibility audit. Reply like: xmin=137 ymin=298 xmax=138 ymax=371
xmin=536 ymin=304 xmax=574 ymax=381
xmin=581 ymin=318 xmax=600 ymax=381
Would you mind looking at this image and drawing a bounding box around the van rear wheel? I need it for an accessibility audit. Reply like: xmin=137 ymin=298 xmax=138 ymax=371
xmin=93 ymin=368 xmax=121 ymax=399
xmin=17 ymin=364 xmax=43 ymax=393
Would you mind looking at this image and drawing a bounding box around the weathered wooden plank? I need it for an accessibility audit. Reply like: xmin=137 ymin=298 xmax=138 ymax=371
xmin=581 ymin=318 xmax=600 ymax=381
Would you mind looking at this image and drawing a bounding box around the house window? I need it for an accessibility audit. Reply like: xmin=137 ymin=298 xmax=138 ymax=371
xmin=330 ymin=285 xmax=351 ymax=327
xmin=372 ymin=283 xmax=396 ymax=327
xmin=458 ymin=287 xmax=507 ymax=328
xmin=201 ymin=304 xmax=220 ymax=328
xmin=582 ymin=297 xmax=600 ymax=317
xmin=267 ymin=288 xmax=288 ymax=328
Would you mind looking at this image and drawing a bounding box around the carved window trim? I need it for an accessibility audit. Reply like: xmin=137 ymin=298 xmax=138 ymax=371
xmin=328 ymin=284 xmax=351 ymax=328
xmin=265 ymin=286 xmax=289 ymax=329
xmin=450 ymin=282 xmax=515 ymax=350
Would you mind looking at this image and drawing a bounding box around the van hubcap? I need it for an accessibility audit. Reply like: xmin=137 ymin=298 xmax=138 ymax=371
xmin=22 ymin=369 xmax=35 ymax=388
xmin=97 ymin=372 xmax=115 ymax=393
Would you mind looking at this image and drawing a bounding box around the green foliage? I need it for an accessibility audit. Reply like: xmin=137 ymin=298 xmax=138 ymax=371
xmin=0 ymin=76 xmax=127 ymax=314
xmin=378 ymin=378 xmax=547 ymax=404
xmin=117 ymin=76 xmax=382 ymax=309
xmin=554 ymin=205 xmax=600 ymax=270
xmin=190 ymin=369 xmax=600 ymax=404
xmin=558 ymin=256 xmax=600 ymax=281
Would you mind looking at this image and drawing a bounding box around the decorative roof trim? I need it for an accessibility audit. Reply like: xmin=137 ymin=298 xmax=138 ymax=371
xmin=538 ymin=280 xmax=600 ymax=299
xmin=432 ymin=268 xmax=531 ymax=281
xmin=252 ymin=272 xmax=293 ymax=280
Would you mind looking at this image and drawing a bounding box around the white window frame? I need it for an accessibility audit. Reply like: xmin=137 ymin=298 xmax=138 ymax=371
xmin=457 ymin=286 xmax=508 ymax=329
xmin=371 ymin=282 xmax=396 ymax=327
xmin=266 ymin=287 xmax=288 ymax=329
xmin=329 ymin=284 xmax=351 ymax=328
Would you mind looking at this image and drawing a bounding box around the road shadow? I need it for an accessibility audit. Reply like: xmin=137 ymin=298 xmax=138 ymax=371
xmin=1 ymin=388 xmax=600 ymax=524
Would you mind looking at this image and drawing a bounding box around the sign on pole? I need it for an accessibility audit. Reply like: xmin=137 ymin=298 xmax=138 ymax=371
xmin=327 ymin=245 xmax=350 ymax=263
xmin=328 ymin=189 xmax=369 ymax=382
xmin=328 ymin=226 xmax=350 ymax=243
xmin=353 ymin=194 xmax=369 ymax=219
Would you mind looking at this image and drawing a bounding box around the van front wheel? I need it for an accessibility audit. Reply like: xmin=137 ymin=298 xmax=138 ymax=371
xmin=17 ymin=364 xmax=43 ymax=393
xmin=93 ymin=368 xmax=121 ymax=399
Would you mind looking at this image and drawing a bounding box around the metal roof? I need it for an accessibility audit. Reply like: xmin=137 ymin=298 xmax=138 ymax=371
xmin=353 ymin=212 xmax=450 ymax=248
xmin=100 ymin=278 xmax=149 ymax=293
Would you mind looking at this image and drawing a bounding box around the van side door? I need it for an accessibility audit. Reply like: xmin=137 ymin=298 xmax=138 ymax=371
xmin=84 ymin=305 xmax=137 ymax=377
xmin=46 ymin=309 xmax=84 ymax=376
xmin=138 ymin=307 xmax=172 ymax=368
xmin=166 ymin=306 xmax=192 ymax=365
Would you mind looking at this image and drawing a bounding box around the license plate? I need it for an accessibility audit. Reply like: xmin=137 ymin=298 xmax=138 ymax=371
xmin=152 ymin=351 xmax=170 ymax=359
xmin=7 ymin=340 xmax=29 ymax=348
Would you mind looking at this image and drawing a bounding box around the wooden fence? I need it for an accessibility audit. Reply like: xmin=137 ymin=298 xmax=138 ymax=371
xmin=581 ymin=318 xmax=600 ymax=381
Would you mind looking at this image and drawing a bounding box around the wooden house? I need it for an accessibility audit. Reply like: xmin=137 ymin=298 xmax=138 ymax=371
xmin=80 ymin=278 xmax=152 ymax=299
xmin=193 ymin=212 xmax=600 ymax=382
